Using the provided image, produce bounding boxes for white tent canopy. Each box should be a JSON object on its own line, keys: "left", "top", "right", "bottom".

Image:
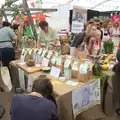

{"left": 0, "top": 0, "right": 120, "bottom": 11}
{"left": 41, "top": 0, "right": 120, "bottom": 11}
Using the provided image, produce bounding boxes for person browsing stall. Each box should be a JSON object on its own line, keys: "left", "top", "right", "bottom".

{"left": 11, "top": 76, "right": 58, "bottom": 120}
{"left": 88, "top": 29, "right": 102, "bottom": 56}
{"left": 70, "top": 24, "right": 97, "bottom": 56}
{"left": 37, "top": 21, "right": 59, "bottom": 48}
{"left": 0, "top": 21, "right": 17, "bottom": 66}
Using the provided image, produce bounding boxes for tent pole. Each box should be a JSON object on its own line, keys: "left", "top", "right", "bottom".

{"left": 22, "top": 0, "right": 38, "bottom": 41}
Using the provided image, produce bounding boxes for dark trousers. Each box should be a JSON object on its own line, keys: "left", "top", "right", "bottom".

{"left": 0, "top": 48, "right": 15, "bottom": 67}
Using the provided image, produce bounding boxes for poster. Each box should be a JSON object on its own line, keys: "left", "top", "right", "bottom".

{"left": 72, "top": 79, "right": 100, "bottom": 118}
{"left": 71, "top": 7, "right": 87, "bottom": 33}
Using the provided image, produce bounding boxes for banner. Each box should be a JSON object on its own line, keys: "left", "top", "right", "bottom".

{"left": 71, "top": 7, "right": 87, "bottom": 33}
{"left": 72, "top": 79, "right": 100, "bottom": 118}
{"left": 111, "top": 15, "right": 120, "bottom": 23}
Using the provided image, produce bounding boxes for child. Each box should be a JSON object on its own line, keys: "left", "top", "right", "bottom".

{"left": 88, "top": 29, "right": 101, "bottom": 56}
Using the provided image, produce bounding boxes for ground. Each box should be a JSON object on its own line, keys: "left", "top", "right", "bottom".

{"left": 0, "top": 92, "right": 120, "bottom": 120}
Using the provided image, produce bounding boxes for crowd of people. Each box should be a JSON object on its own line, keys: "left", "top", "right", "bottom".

{"left": 70, "top": 19, "right": 120, "bottom": 56}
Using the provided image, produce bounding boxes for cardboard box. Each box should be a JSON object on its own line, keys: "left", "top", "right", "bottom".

{"left": 71, "top": 70, "right": 78, "bottom": 78}
{"left": 77, "top": 60, "right": 90, "bottom": 82}
{"left": 88, "top": 70, "right": 93, "bottom": 79}
{"left": 77, "top": 72, "right": 89, "bottom": 82}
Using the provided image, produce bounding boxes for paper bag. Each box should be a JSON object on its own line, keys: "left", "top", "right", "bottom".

{"left": 71, "top": 60, "right": 79, "bottom": 78}
{"left": 77, "top": 63, "right": 89, "bottom": 82}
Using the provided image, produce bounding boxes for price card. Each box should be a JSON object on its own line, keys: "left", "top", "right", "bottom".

{"left": 51, "top": 56, "right": 57, "bottom": 64}
{"left": 38, "top": 48, "right": 43, "bottom": 55}
{"left": 47, "top": 51, "right": 53, "bottom": 59}
{"left": 79, "top": 64, "right": 88, "bottom": 74}
{"left": 50, "top": 66, "right": 61, "bottom": 78}
{"left": 72, "top": 61, "right": 78, "bottom": 71}
{"left": 64, "top": 59, "right": 71, "bottom": 68}
{"left": 41, "top": 50, "right": 47, "bottom": 57}
{"left": 42, "top": 58, "right": 49, "bottom": 67}
{"left": 56, "top": 56, "right": 62, "bottom": 65}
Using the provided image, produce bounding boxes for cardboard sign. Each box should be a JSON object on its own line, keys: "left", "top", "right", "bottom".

{"left": 79, "top": 64, "right": 88, "bottom": 74}
{"left": 42, "top": 58, "right": 49, "bottom": 67}
{"left": 50, "top": 66, "right": 61, "bottom": 78}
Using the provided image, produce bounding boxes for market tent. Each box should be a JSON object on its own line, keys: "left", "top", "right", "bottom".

{"left": 0, "top": 0, "right": 120, "bottom": 12}
{"left": 41, "top": 0, "right": 120, "bottom": 11}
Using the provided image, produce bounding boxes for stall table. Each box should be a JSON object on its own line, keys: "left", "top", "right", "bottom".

{"left": 9, "top": 60, "right": 106, "bottom": 120}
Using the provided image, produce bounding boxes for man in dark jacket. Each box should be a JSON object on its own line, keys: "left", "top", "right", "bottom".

{"left": 11, "top": 76, "right": 58, "bottom": 120}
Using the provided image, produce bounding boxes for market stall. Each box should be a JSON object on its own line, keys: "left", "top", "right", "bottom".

{"left": 8, "top": 46, "right": 117, "bottom": 120}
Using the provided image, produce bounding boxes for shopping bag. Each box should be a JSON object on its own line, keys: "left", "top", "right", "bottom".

{"left": 0, "top": 62, "right": 12, "bottom": 91}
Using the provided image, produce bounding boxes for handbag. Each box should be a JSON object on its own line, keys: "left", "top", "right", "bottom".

{"left": 0, "top": 61, "right": 12, "bottom": 92}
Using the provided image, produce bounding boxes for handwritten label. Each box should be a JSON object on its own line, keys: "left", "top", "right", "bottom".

{"left": 50, "top": 66, "right": 61, "bottom": 78}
